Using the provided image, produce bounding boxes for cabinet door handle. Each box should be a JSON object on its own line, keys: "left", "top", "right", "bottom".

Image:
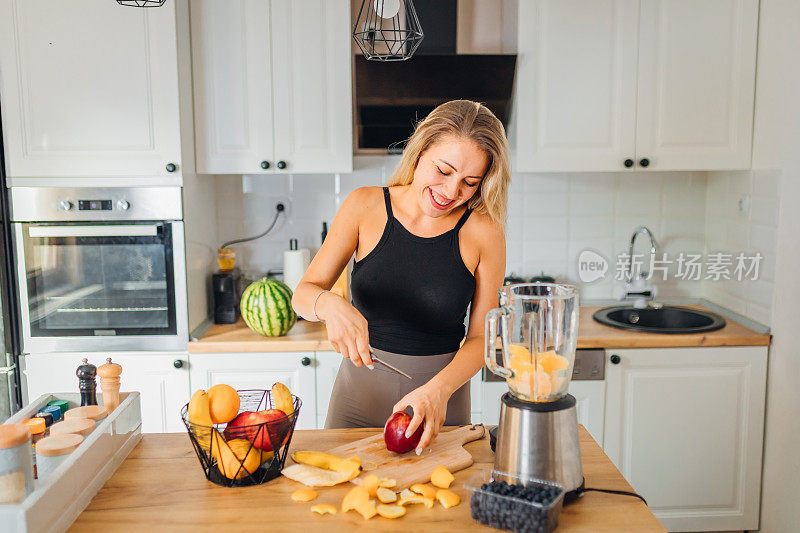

{"left": 173, "top": 359, "right": 184, "bottom": 369}
{"left": 165, "top": 163, "right": 178, "bottom": 173}
{"left": 260, "top": 160, "right": 271, "bottom": 170}
{"left": 610, "top": 354, "right": 621, "bottom": 365}
{"left": 623, "top": 158, "right": 634, "bottom": 168}
{"left": 276, "top": 160, "right": 287, "bottom": 170}
{"left": 301, "top": 357, "right": 312, "bottom": 366}
{"left": 639, "top": 158, "right": 650, "bottom": 168}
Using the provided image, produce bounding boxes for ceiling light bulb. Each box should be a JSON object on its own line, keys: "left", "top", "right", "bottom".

{"left": 374, "top": 0, "right": 400, "bottom": 19}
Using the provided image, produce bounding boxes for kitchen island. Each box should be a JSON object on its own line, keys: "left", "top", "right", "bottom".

{"left": 69, "top": 426, "right": 664, "bottom": 532}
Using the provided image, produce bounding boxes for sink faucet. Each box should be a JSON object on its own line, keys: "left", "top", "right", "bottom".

{"left": 616, "top": 226, "right": 659, "bottom": 308}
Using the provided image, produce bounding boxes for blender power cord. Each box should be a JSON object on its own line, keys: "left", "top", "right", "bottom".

{"left": 577, "top": 486, "right": 648, "bottom": 505}
{"left": 220, "top": 203, "right": 285, "bottom": 249}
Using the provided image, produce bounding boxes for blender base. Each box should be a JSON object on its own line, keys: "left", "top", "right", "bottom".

{"left": 494, "top": 392, "right": 584, "bottom": 494}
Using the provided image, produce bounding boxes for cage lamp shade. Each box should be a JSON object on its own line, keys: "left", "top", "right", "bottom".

{"left": 353, "top": 0, "right": 424, "bottom": 61}
{"left": 116, "top": 0, "right": 167, "bottom": 7}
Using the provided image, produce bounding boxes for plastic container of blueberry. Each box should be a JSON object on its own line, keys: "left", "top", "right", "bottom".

{"left": 466, "top": 469, "right": 565, "bottom": 533}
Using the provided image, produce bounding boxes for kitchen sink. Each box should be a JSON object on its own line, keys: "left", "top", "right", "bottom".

{"left": 592, "top": 305, "right": 726, "bottom": 334}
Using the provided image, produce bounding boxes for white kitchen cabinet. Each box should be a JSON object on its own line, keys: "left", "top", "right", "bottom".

{"left": 191, "top": 0, "right": 352, "bottom": 174}
{"left": 515, "top": 0, "right": 639, "bottom": 172}
{"left": 515, "top": 0, "right": 758, "bottom": 172}
{"left": 635, "top": 0, "right": 758, "bottom": 170}
{"left": 0, "top": 0, "right": 182, "bottom": 180}
{"left": 188, "top": 352, "right": 316, "bottom": 430}
{"left": 190, "top": 0, "right": 274, "bottom": 174}
{"left": 603, "top": 346, "right": 767, "bottom": 532}
{"left": 313, "top": 351, "right": 341, "bottom": 429}
{"left": 22, "top": 352, "right": 190, "bottom": 434}
{"left": 567, "top": 380, "right": 606, "bottom": 445}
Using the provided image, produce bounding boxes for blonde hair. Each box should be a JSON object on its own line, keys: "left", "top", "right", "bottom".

{"left": 387, "top": 100, "right": 511, "bottom": 230}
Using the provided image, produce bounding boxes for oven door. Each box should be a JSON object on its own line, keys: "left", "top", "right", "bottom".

{"left": 15, "top": 221, "right": 187, "bottom": 353}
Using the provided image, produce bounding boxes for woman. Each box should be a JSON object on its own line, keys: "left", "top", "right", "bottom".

{"left": 292, "top": 100, "right": 509, "bottom": 454}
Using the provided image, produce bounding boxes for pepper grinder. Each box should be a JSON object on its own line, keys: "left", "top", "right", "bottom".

{"left": 97, "top": 358, "right": 123, "bottom": 414}
{"left": 76, "top": 358, "right": 97, "bottom": 406}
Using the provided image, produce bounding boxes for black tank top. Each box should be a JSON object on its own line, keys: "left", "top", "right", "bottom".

{"left": 350, "top": 187, "right": 476, "bottom": 356}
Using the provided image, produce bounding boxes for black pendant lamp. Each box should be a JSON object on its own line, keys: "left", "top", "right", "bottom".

{"left": 353, "top": 0, "right": 424, "bottom": 61}
{"left": 116, "top": 0, "right": 166, "bottom": 7}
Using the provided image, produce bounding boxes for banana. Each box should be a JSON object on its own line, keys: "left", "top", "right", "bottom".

{"left": 188, "top": 389, "right": 214, "bottom": 451}
{"left": 272, "top": 382, "right": 294, "bottom": 415}
{"left": 188, "top": 389, "right": 227, "bottom": 462}
{"left": 291, "top": 450, "right": 362, "bottom": 481}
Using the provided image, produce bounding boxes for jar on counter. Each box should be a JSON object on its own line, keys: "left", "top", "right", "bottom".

{"left": 23, "top": 418, "right": 47, "bottom": 445}
{"left": 34, "top": 411, "right": 54, "bottom": 427}
{"left": 46, "top": 400, "right": 70, "bottom": 418}
{"left": 22, "top": 418, "right": 47, "bottom": 479}
{"left": 35, "top": 434, "right": 83, "bottom": 483}
{"left": 64, "top": 405, "right": 108, "bottom": 423}
{"left": 49, "top": 418, "right": 95, "bottom": 437}
{"left": 40, "top": 405, "right": 62, "bottom": 422}
{"left": 0, "top": 424, "right": 35, "bottom": 503}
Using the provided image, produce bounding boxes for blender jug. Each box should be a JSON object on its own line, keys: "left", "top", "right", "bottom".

{"left": 485, "top": 283, "right": 579, "bottom": 402}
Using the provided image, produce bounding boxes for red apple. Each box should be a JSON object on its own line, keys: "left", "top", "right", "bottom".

{"left": 384, "top": 411, "right": 423, "bottom": 453}
{"left": 224, "top": 409, "right": 290, "bottom": 451}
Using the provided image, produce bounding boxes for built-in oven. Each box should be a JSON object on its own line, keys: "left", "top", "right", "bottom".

{"left": 10, "top": 187, "right": 187, "bottom": 353}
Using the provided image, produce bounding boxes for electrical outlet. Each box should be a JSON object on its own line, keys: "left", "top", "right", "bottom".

{"left": 738, "top": 194, "right": 751, "bottom": 216}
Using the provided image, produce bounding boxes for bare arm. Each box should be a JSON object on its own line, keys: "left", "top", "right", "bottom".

{"left": 291, "top": 187, "right": 375, "bottom": 367}
{"left": 393, "top": 218, "right": 506, "bottom": 452}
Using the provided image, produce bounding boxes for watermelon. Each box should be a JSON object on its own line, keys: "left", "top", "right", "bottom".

{"left": 240, "top": 278, "right": 297, "bottom": 336}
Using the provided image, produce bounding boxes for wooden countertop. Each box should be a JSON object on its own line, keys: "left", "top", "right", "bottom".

{"left": 190, "top": 305, "right": 769, "bottom": 353}
{"left": 69, "top": 426, "right": 665, "bottom": 532}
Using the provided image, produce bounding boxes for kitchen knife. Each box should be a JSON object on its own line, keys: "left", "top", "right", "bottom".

{"left": 370, "top": 354, "right": 413, "bottom": 380}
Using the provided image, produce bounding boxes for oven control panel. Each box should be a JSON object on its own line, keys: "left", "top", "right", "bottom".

{"left": 9, "top": 187, "right": 182, "bottom": 222}
{"left": 78, "top": 200, "right": 113, "bottom": 211}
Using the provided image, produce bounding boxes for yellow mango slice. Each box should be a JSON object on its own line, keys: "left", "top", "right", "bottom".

{"left": 362, "top": 474, "right": 381, "bottom": 497}
{"left": 356, "top": 499, "right": 378, "bottom": 519}
{"left": 291, "top": 488, "right": 318, "bottom": 502}
{"left": 410, "top": 483, "right": 437, "bottom": 499}
{"left": 281, "top": 464, "right": 353, "bottom": 486}
{"left": 435, "top": 489, "right": 460, "bottom": 508}
{"left": 378, "top": 478, "right": 397, "bottom": 488}
{"left": 377, "top": 504, "right": 407, "bottom": 518}
{"left": 311, "top": 504, "right": 337, "bottom": 515}
{"left": 342, "top": 485, "right": 370, "bottom": 512}
{"left": 377, "top": 487, "right": 397, "bottom": 503}
{"left": 430, "top": 466, "right": 455, "bottom": 489}
{"left": 537, "top": 350, "right": 569, "bottom": 375}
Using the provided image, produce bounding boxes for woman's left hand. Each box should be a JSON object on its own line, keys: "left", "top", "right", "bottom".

{"left": 391, "top": 381, "right": 452, "bottom": 455}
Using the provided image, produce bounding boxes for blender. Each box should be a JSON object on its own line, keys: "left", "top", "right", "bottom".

{"left": 484, "top": 283, "right": 583, "bottom": 495}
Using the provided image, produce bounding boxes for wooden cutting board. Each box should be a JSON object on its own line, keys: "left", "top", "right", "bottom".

{"left": 325, "top": 424, "right": 486, "bottom": 491}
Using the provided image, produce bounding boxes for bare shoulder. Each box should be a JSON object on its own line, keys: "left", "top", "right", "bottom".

{"left": 465, "top": 210, "right": 506, "bottom": 253}
{"left": 337, "top": 186, "right": 384, "bottom": 221}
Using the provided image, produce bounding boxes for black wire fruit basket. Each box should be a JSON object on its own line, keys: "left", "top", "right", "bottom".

{"left": 181, "top": 389, "right": 301, "bottom": 487}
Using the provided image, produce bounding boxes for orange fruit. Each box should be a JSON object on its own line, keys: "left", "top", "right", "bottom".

{"left": 207, "top": 384, "right": 240, "bottom": 424}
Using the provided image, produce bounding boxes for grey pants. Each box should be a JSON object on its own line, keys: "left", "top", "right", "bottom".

{"left": 324, "top": 347, "right": 471, "bottom": 429}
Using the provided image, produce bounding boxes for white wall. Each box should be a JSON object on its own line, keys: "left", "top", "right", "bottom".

{"left": 214, "top": 158, "right": 708, "bottom": 301}
{"left": 747, "top": 1, "right": 800, "bottom": 530}
{"left": 703, "top": 170, "right": 781, "bottom": 326}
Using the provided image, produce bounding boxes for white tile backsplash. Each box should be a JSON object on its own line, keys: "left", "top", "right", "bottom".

{"left": 211, "top": 158, "right": 779, "bottom": 326}
{"left": 703, "top": 169, "right": 782, "bottom": 325}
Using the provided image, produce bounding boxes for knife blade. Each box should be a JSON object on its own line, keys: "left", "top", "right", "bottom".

{"left": 370, "top": 354, "right": 413, "bottom": 380}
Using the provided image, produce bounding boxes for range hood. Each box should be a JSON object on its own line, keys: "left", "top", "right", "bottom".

{"left": 354, "top": 0, "right": 517, "bottom": 152}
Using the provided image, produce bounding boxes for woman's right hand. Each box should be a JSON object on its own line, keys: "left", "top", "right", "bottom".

{"left": 316, "top": 291, "right": 373, "bottom": 368}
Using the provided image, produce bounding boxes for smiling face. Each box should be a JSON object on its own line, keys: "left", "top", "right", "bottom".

{"left": 411, "top": 135, "right": 490, "bottom": 219}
